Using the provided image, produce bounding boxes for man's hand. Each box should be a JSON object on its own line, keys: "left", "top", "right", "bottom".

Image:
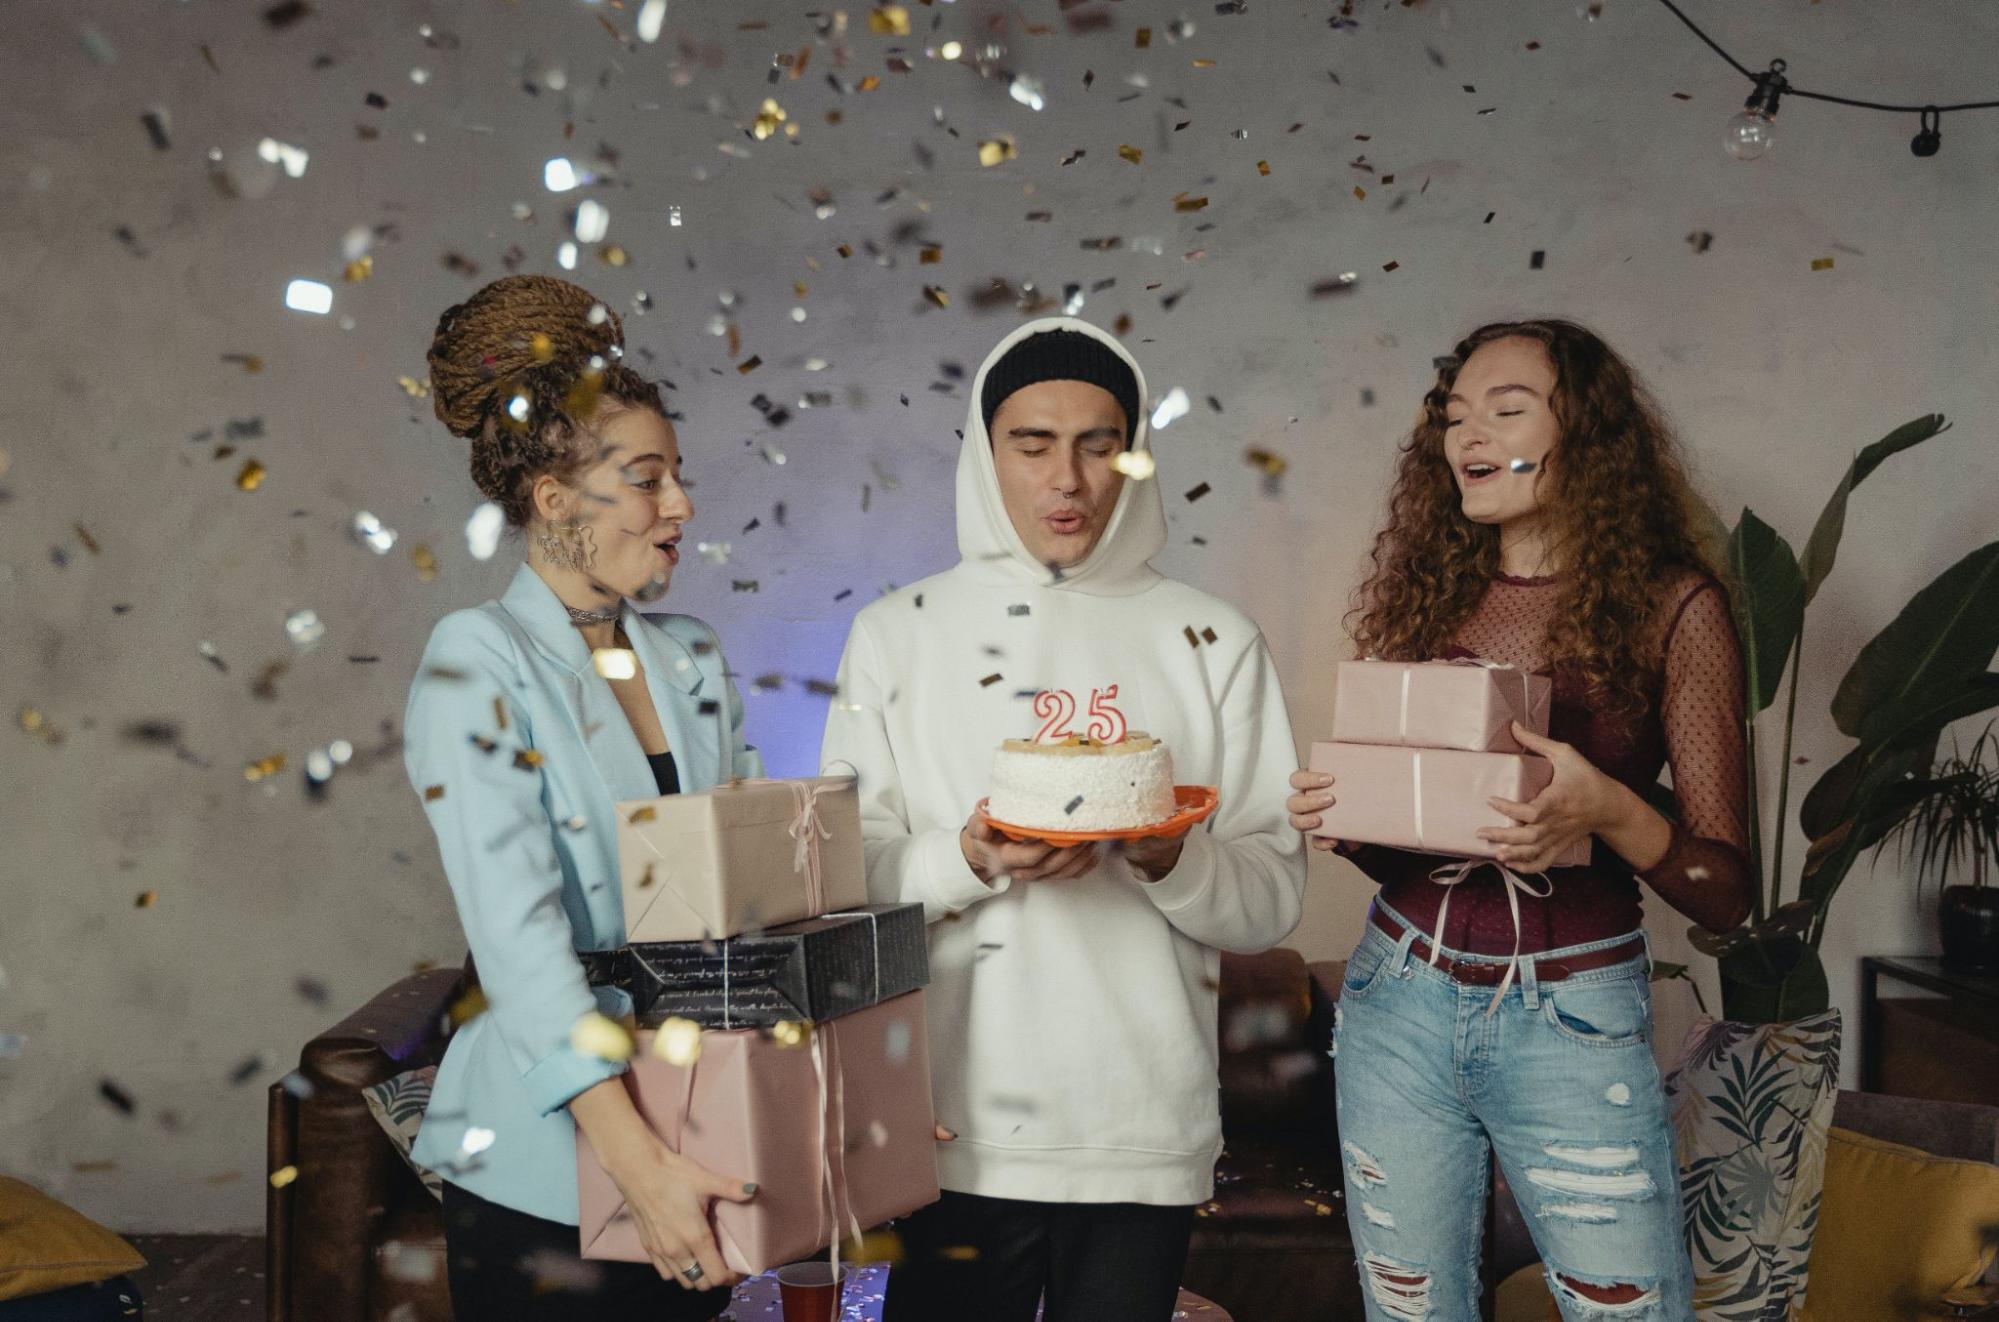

{"left": 961, "top": 810, "right": 1100, "bottom": 883}
{"left": 1120, "top": 830, "right": 1188, "bottom": 881}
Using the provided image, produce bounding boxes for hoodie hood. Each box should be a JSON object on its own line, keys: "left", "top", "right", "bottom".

{"left": 955, "top": 316, "right": 1167, "bottom": 597}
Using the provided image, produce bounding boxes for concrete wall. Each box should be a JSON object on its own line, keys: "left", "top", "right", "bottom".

{"left": 3, "top": 0, "right": 1994, "bottom": 1232}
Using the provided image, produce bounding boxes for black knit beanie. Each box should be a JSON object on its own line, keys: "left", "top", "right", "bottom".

{"left": 980, "top": 329, "right": 1141, "bottom": 446}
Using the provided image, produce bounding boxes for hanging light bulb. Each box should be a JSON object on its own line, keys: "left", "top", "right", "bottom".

{"left": 1911, "top": 106, "right": 1942, "bottom": 157}
{"left": 1725, "top": 59, "right": 1787, "bottom": 161}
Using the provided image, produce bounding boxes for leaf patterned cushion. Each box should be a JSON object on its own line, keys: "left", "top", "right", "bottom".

{"left": 361, "top": 1065, "right": 444, "bottom": 1201}
{"left": 1664, "top": 1011, "right": 1842, "bottom": 1321}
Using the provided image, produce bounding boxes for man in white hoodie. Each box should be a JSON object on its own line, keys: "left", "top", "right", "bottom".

{"left": 821, "top": 319, "right": 1307, "bottom": 1320}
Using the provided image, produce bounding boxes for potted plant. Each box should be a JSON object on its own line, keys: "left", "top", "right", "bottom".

{"left": 1876, "top": 721, "right": 1999, "bottom": 972}
{"left": 1691, "top": 415, "right": 1999, "bottom": 1024}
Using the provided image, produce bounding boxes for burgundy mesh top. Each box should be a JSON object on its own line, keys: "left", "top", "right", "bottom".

{"left": 1346, "top": 568, "right": 1755, "bottom": 954}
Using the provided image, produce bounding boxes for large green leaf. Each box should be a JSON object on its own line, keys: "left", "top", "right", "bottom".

{"left": 1831, "top": 541, "right": 1999, "bottom": 739}
{"left": 1796, "top": 415, "right": 1950, "bottom": 603}
{"left": 1857, "top": 671, "right": 1999, "bottom": 751}
{"left": 1799, "top": 737, "right": 1936, "bottom": 853}
{"left": 1728, "top": 509, "right": 1806, "bottom": 713}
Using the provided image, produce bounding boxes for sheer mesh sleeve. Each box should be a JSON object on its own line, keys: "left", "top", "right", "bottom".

{"left": 1638, "top": 578, "right": 1756, "bottom": 933}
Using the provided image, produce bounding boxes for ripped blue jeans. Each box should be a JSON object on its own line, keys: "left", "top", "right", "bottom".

{"left": 1331, "top": 900, "right": 1693, "bottom": 1320}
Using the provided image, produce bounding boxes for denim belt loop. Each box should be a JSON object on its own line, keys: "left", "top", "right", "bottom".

{"left": 1640, "top": 928, "right": 1655, "bottom": 977}
{"left": 1519, "top": 950, "right": 1542, "bottom": 1012}
{"left": 1389, "top": 923, "right": 1419, "bottom": 978}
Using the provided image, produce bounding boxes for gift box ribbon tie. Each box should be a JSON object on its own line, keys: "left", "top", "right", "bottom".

{"left": 1425, "top": 857, "right": 1554, "bottom": 1016}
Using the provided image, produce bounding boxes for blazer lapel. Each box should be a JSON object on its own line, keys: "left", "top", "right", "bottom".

{"left": 498, "top": 564, "right": 655, "bottom": 804}
{"left": 623, "top": 610, "right": 722, "bottom": 792}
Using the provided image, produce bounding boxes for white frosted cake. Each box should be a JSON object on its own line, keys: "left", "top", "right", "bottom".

{"left": 986, "top": 733, "right": 1177, "bottom": 832}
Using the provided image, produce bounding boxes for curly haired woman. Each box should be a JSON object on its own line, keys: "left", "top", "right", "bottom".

{"left": 1287, "top": 320, "right": 1754, "bottom": 1319}
{"left": 403, "top": 274, "right": 761, "bottom": 1318}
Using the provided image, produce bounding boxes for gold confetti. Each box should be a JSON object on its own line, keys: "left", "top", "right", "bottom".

{"left": 236, "top": 459, "right": 267, "bottom": 491}
{"left": 570, "top": 1012, "right": 635, "bottom": 1062}
{"left": 920, "top": 246, "right": 942, "bottom": 264}
{"left": 397, "top": 375, "right": 429, "bottom": 397}
{"left": 411, "top": 542, "right": 438, "bottom": 582}
{"left": 221, "top": 353, "right": 264, "bottom": 373}
{"left": 244, "top": 753, "right": 287, "bottom": 782}
{"left": 74, "top": 524, "right": 101, "bottom": 554}
{"left": 627, "top": 805, "right": 658, "bottom": 824}
{"left": 423, "top": 784, "right": 445, "bottom": 802}
{"left": 1174, "top": 195, "right": 1209, "bottom": 212}
{"left": 134, "top": 890, "right": 157, "bottom": 908}
{"left": 530, "top": 331, "right": 555, "bottom": 361}
{"left": 1353, "top": 185, "right": 1366, "bottom": 201}
{"left": 599, "top": 243, "right": 629, "bottom": 267}
{"left": 652, "top": 1017, "right": 703, "bottom": 1066}
{"left": 868, "top": 5, "right": 910, "bottom": 36}
{"left": 1245, "top": 448, "right": 1289, "bottom": 477}
{"left": 1118, "top": 144, "right": 1143, "bottom": 165}
{"left": 1257, "top": 160, "right": 1271, "bottom": 176}
{"left": 1112, "top": 451, "right": 1157, "bottom": 480}
{"left": 751, "top": 98, "right": 789, "bottom": 141}
{"left": 737, "top": 355, "right": 763, "bottom": 374}
{"left": 923, "top": 285, "right": 950, "bottom": 309}
{"left": 837, "top": 243, "right": 855, "bottom": 258}
{"left": 1136, "top": 27, "right": 1152, "bottom": 48}
{"left": 513, "top": 748, "right": 545, "bottom": 770}
{"left": 268, "top": 1165, "right": 299, "bottom": 1189}
{"left": 978, "top": 136, "right": 1017, "bottom": 167}
{"left": 770, "top": 1020, "right": 812, "bottom": 1048}
{"left": 1811, "top": 257, "right": 1834, "bottom": 271}
{"left": 858, "top": 74, "right": 881, "bottom": 92}
{"left": 940, "top": 1244, "right": 981, "bottom": 1262}
{"left": 343, "top": 255, "right": 373, "bottom": 282}
{"left": 1192, "top": 58, "right": 1216, "bottom": 68}
{"left": 447, "top": 986, "right": 489, "bottom": 1027}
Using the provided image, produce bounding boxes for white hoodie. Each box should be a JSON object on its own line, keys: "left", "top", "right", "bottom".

{"left": 820, "top": 317, "right": 1307, "bottom": 1206}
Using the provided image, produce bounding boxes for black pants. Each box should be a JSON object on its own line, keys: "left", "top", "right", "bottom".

{"left": 441, "top": 1182, "right": 729, "bottom": 1322}
{"left": 884, "top": 1190, "right": 1197, "bottom": 1322}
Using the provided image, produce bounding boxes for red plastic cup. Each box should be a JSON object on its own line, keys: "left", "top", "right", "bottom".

{"left": 775, "top": 1260, "right": 847, "bottom": 1322}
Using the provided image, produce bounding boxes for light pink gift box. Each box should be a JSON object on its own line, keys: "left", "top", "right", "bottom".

{"left": 576, "top": 991, "right": 941, "bottom": 1275}
{"left": 1331, "top": 659, "right": 1552, "bottom": 754}
{"left": 616, "top": 776, "right": 867, "bottom": 943}
{"left": 1307, "top": 742, "right": 1591, "bottom": 866}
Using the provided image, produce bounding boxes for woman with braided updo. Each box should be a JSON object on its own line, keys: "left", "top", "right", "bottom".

{"left": 402, "top": 274, "right": 759, "bottom": 1318}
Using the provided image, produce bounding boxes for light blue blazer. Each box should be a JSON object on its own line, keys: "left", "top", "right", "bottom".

{"left": 403, "top": 562, "right": 761, "bottom": 1223}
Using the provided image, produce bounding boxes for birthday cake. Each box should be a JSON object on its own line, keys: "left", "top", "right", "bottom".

{"left": 986, "top": 734, "right": 1177, "bottom": 833}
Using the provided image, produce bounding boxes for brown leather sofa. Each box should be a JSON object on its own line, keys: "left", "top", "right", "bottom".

{"left": 266, "top": 951, "right": 1359, "bottom": 1322}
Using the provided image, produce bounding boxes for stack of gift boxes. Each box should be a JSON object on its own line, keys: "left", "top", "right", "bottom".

{"left": 571, "top": 776, "right": 940, "bottom": 1274}
{"left": 1307, "top": 660, "right": 1590, "bottom": 867}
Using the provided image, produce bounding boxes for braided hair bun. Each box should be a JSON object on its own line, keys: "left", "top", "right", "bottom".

{"left": 426, "top": 274, "right": 665, "bottom": 527}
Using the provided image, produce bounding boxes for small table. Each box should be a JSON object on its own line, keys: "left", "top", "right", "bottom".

{"left": 1859, "top": 955, "right": 1999, "bottom": 1098}
{"left": 720, "top": 1263, "right": 1232, "bottom": 1319}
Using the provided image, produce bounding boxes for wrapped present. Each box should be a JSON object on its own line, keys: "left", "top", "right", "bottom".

{"left": 1331, "top": 659, "right": 1551, "bottom": 753}
{"left": 607, "top": 904, "right": 929, "bottom": 1029}
{"left": 1306, "top": 742, "right": 1591, "bottom": 866}
{"left": 577, "top": 991, "right": 940, "bottom": 1275}
{"left": 616, "top": 776, "right": 866, "bottom": 943}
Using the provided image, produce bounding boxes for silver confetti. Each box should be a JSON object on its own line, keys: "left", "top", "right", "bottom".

{"left": 352, "top": 511, "right": 398, "bottom": 553}
{"left": 285, "top": 608, "right": 326, "bottom": 649}
{"left": 466, "top": 502, "right": 505, "bottom": 560}
{"left": 1508, "top": 458, "right": 1538, "bottom": 473}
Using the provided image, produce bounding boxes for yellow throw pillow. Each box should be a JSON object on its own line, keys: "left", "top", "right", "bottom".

{"left": 0, "top": 1177, "right": 146, "bottom": 1301}
{"left": 1801, "top": 1127, "right": 1999, "bottom": 1321}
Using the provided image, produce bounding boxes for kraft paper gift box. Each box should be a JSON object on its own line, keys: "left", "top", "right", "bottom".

{"left": 576, "top": 991, "right": 941, "bottom": 1276}
{"left": 616, "top": 776, "right": 866, "bottom": 943}
{"left": 584, "top": 903, "right": 930, "bottom": 1030}
{"left": 1331, "top": 659, "right": 1552, "bottom": 754}
{"left": 1306, "top": 741, "right": 1592, "bottom": 866}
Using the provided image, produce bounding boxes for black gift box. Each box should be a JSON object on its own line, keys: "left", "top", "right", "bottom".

{"left": 585, "top": 902, "right": 929, "bottom": 1029}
